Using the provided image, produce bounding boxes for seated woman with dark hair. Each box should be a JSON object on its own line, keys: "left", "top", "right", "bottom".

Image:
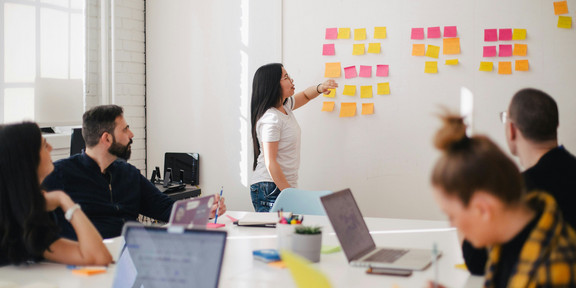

{"left": 0, "top": 122, "right": 112, "bottom": 266}
{"left": 428, "top": 112, "right": 576, "bottom": 288}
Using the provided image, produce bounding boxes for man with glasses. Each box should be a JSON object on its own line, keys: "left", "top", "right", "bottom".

{"left": 462, "top": 88, "right": 576, "bottom": 275}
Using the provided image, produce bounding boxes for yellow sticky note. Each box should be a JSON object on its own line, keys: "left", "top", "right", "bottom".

{"left": 367, "top": 43, "right": 381, "bottom": 54}
{"left": 479, "top": 61, "right": 493, "bottom": 72}
{"left": 360, "top": 86, "right": 373, "bottom": 98}
{"left": 339, "top": 103, "right": 356, "bottom": 117}
{"left": 281, "top": 251, "right": 332, "bottom": 288}
{"left": 412, "top": 44, "right": 425, "bottom": 56}
{"left": 424, "top": 61, "right": 438, "bottom": 73}
{"left": 445, "top": 59, "right": 459, "bottom": 65}
{"left": 362, "top": 103, "right": 374, "bottom": 115}
{"left": 512, "top": 29, "right": 527, "bottom": 40}
{"left": 554, "top": 1, "right": 569, "bottom": 15}
{"left": 426, "top": 45, "right": 440, "bottom": 58}
{"left": 324, "top": 62, "right": 341, "bottom": 78}
{"left": 323, "top": 88, "right": 336, "bottom": 98}
{"left": 558, "top": 16, "right": 572, "bottom": 29}
{"left": 374, "top": 27, "right": 387, "bottom": 39}
{"left": 342, "top": 85, "right": 356, "bottom": 96}
{"left": 443, "top": 38, "right": 461, "bottom": 55}
{"left": 515, "top": 59, "right": 530, "bottom": 71}
{"left": 338, "top": 28, "right": 351, "bottom": 39}
{"left": 498, "top": 61, "right": 512, "bottom": 74}
{"left": 377, "top": 83, "right": 390, "bottom": 95}
{"left": 455, "top": 263, "right": 468, "bottom": 270}
{"left": 354, "top": 28, "right": 367, "bottom": 40}
{"left": 321, "top": 101, "right": 335, "bottom": 112}
{"left": 513, "top": 44, "right": 527, "bottom": 56}
{"left": 352, "top": 44, "right": 365, "bottom": 55}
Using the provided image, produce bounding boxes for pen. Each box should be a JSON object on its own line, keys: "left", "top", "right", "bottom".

{"left": 433, "top": 242, "right": 438, "bottom": 288}
{"left": 214, "top": 186, "right": 223, "bottom": 224}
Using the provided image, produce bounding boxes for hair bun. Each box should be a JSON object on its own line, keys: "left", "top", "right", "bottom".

{"left": 434, "top": 112, "right": 468, "bottom": 151}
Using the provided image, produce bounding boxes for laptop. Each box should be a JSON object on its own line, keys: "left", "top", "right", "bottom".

{"left": 168, "top": 194, "right": 214, "bottom": 228}
{"left": 112, "top": 223, "right": 227, "bottom": 288}
{"left": 320, "top": 188, "right": 437, "bottom": 270}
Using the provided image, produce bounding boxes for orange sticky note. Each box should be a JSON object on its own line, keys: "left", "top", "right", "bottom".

{"left": 513, "top": 44, "right": 527, "bottom": 56}
{"left": 515, "top": 60, "right": 530, "bottom": 71}
{"left": 512, "top": 29, "right": 527, "bottom": 40}
{"left": 323, "top": 88, "right": 336, "bottom": 98}
{"left": 354, "top": 28, "right": 367, "bottom": 40}
{"left": 498, "top": 61, "right": 512, "bottom": 74}
{"left": 377, "top": 83, "right": 390, "bottom": 95}
{"left": 412, "top": 44, "right": 425, "bottom": 56}
{"left": 443, "top": 38, "right": 461, "bottom": 55}
{"left": 352, "top": 44, "right": 365, "bottom": 55}
{"left": 360, "top": 86, "right": 373, "bottom": 98}
{"left": 339, "top": 103, "right": 356, "bottom": 117}
{"left": 426, "top": 45, "right": 440, "bottom": 58}
{"left": 342, "top": 85, "right": 356, "bottom": 96}
{"left": 72, "top": 268, "right": 107, "bottom": 276}
{"left": 321, "top": 101, "right": 335, "bottom": 112}
{"left": 338, "top": 28, "right": 351, "bottom": 39}
{"left": 374, "top": 27, "right": 387, "bottom": 39}
{"left": 554, "top": 1, "right": 569, "bottom": 15}
{"left": 362, "top": 103, "right": 374, "bottom": 115}
{"left": 367, "top": 43, "right": 381, "bottom": 54}
{"left": 479, "top": 61, "right": 493, "bottom": 72}
{"left": 445, "top": 59, "right": 459, "bottom": 65}
{"left": 324, "top": 62, "right": 341, "bottom": 78}
{"left": 268, "top": 261, "right": 287, "bottom": 269}
{"left": 425, "top": 61, "right": 438, "bottom": 73}
{"left": 558, "top": 16, "right": 572, "bottom": 29}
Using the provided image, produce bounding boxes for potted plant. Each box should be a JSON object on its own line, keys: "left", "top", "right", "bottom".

{"left": 291, "top": 226, "right": 322, "bottom": 263}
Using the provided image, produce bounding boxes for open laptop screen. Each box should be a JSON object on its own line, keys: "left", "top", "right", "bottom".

{"left": 113, "top": 224, "right": 227, "bottom": 288}
{"left": 321, "top": 189, "right": 376, "bottom": 261}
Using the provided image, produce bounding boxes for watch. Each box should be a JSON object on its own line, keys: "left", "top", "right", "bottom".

{"left": 65, "top": 204, "right": 81, "bottom": 222}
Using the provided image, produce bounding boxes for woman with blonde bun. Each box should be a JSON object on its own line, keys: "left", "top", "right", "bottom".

{"left": 428, "top": 112, "right": 576, "bottom": 288}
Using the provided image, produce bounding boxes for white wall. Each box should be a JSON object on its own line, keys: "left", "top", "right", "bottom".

{"left": 146, "top": 0, "right": 576, "bottom": 219}
{"left": 146, "top": 1, "right": 282, "bottom": 211}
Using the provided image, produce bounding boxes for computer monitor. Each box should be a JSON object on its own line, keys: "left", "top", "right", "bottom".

{"left": 70, "top": 128, "right": 86, "bottom": 156}
{"left": 164, "top": 152, "right": 199, "bottom": 185}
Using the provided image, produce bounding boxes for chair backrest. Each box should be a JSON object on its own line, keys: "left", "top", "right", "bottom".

{"left": 270, "top": 188, "right": 332, "bottom": 215}
{"left": 70, "top": 128, "right": 85, "bottom": 156}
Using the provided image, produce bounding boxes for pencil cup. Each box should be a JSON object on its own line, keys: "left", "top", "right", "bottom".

{"left": 277, "top": 223, "right": 301, "bottom": 251}
{"left": 291, "top": 232, "right": 322, "bottom": 263}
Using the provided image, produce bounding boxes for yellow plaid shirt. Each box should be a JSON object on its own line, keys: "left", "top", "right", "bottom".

{"left": 484, "top": 192, "right": 576, "bottom": 288}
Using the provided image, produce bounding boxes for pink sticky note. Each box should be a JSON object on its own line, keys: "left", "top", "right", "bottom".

{"left": 376, "top": 65, "right": 389, "bottom": 77}
{"left": 411, "top": 28, "right": 425, "bottom": 40}
{"left": 483, "top": 46, "right": 497, "bottom": 57}
{"left": 499, "top": 44, "right": 513, "bottom": 57}
{"left": 444, "top": 26, "right": 457, "bottom": 37}
{"left": 207, "top": 223, "right": 225, "bottom": 228}
{"left": 226, "top": 215, "right": 239, "bottom": 222}
{"left": 499, "top": 29, "right": 512, "bottom": 41}
{"left": 427, "top": 27, "right": 441, "bottom": 38}
{"left": 359, "top": 65, "right": 372, "bottom": 77}
{"left": 484, "top": 29, "right": 498, "bottom": 41}
{"left": 325, "top": 28, "right": 338, "bottom": 40}
{"left": 322, "top": 44, "right": 335, "bottom": 56}
{"left": 344, "top": 66, "right": 357, "bottom": 79}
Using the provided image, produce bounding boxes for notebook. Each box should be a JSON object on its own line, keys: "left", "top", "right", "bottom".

{"left": 112, "top": 223, "right": 227, "bottom": 288}
{"left": 320, "top": 188, "right": 438, "bottom": 270}
{"left": 168, "top": 194, "right": 214, "bottom": 228}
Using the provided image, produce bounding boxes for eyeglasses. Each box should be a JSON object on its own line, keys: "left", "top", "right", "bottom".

{"left": 499, "top": 111, "right": 507, "bottom": 124}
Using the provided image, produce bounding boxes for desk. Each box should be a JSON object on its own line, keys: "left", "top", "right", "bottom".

{"left": 0, "top": 211, "right": 483, "bottom": 288}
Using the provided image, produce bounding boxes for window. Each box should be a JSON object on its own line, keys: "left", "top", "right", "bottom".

{"left": 0, "top": 0, "right": 85, "bottom": 126}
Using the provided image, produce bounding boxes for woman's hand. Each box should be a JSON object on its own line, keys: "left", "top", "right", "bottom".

{"left": 318, "top": 79, "right": 339, "bottom": 94}
{"left": 209, "top": 194, "right": 227, "bottom": 218}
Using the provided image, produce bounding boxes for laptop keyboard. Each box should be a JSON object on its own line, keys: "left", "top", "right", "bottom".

{"left": 365, "top": 249, "right": 409, "bottom": 263}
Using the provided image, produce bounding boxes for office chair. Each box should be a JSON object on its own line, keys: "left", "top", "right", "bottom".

{"left": 270, "top": 188, "right": 332, "bottom": 215}
{"left": 70, "top": 128, "right": 86, "bottom": 156}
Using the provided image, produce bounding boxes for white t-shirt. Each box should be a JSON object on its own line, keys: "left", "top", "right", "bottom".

{"left": 251, "top": 97, "right": 301, "bottom": 187}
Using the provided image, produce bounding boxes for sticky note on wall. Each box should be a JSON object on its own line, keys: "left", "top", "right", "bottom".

{"left": 443, "top": 38, "right": 460, "bottom": 55}
{"left": 325, "top": 28, "right": 338, "bottom": 40}
{"left": 558, "top": 16, "right": 572, "bottom": 29}
{"left": 338, "top": 28, "right": 351, "bottom": 39}
{"left": 360, "top": 86, "right": 373, "bottom": 98}
{"left": 354, "top": 28, "right": 367, "bottom": 40}
{"left": 515, "top": 60, "right": 529, "bottom": 71}
{"left": 367, "top": 43, "right": 381, "bottom": 54}
{"left": 344, "top": 66, "right": 358, "bottom": 79}
{"left": 513, "top": 44, "right": 527, "bottom": 56}
{"left": 359, "top": 65, "right": 372, "bottom": 77}
{"left": 352, "top": 44, "right": 365, "bottom": 55}
{"left": 499, "top": 29, "right": 512, "bottom": 41}
{"left": 512, "top": 29, "right": 527, "bottom": 40}
{"left": 321, "top": 101, "right": 335, "bottom": 112}
{"left": 445, "top": 59, "right": 459, "bottom": 65}
{"left": 484, "top": 29, "right": 498, "bottom": 41}
{"left": 499, "top": 45, "right": 513, "bottom": 57}
{"left": 444, "top": 26, "right": 457, "bottom": 37}
{"left": 411, "top": 28, "right": 425, "bottom": 39}
{"left": 377, "top": 83, "right": 390, "bottom": 95}
{"left": 362, "top": 103, "right": 374, "bottom": 115}
{"left": 426, "top": 45, "right": 440, "bottom": 58}
{"left": 427, "top": 27, "right": 441, "bottom": 38}
{"left": 412, "top": 44, "right": 425, "bottom": 56}
{"left": 483, "top": 46, "right": 497, "bottom": 57}
{"left": 343, "top": 85, "right": 356, "bottom": 96}
{"left": 498, "top": 61, "right": 512, "bottom": 74}
{"left": 340, "top": 103, "right": 356, "bottom": 117}
{"left": 323, "top": 89, "right": 336, "bottom": 98}
{"left": 376, "top": 65, "right": 389, "bottom": 77}
{"left": 324, "top": 62, "right": 341, "bottom": 78}
{"left": 554, "top": 1, "right": 569, "bottom": 15}
{"left": 479, "top": 62, "right": 494, "bottom": 72}
{"left": 374, "top": 27, "right": 387, "bottom": 39}
{"left": 425, "top": 61, "right": 438, "bottom": 73}
{"left": 322, "top": 44, "right": 335, "bottom": 56}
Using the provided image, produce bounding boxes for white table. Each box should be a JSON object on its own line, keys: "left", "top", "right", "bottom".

{"left": 0, "top": 211, "right": 483, "bottom": 288}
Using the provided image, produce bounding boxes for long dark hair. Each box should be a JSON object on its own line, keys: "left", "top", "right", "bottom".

{"left": 250, "top": 63, "right": 284, "bottom": 170}
{"left": 0, "top": 122, "right": 59, "bottom": 264}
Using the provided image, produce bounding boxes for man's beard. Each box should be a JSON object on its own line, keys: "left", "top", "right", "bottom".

{"left": 109, "top": 138, "right": 133, "bottom": 160}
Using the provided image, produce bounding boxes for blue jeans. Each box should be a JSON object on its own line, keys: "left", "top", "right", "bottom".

{"left": 250, "top": 182, "right": 281, "bottom": 212}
